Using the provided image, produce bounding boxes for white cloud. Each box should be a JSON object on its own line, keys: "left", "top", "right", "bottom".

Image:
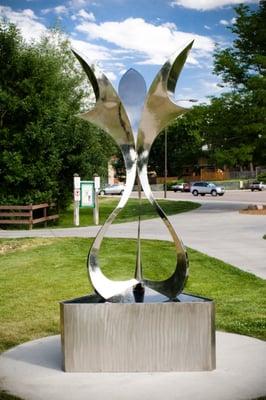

{"left": 71, "top": 38, "right": 113, "bottom": 62}
{"left": 204, "top": 25, "right": 211, "bottom": 30}
{"left": 43, "top": 1, "right": 98, "bottom": 19}
{"left": 75, "top": 17, "right": 214, "bottom": 66}
{"left": 161, "top": 22, "right": 177, "bottom": 30}
{"left": 69, "top": 0, "right": 88, "bottom": 7}
{"left": 219, "top": 17, "right": 237, "bottom": 25}
{"left": 170, "top": 0, "right": 258, "bottom": 11}
{"left": 220, "top": 19, "right": 229, "bottom": 25}
{"left": 113, "top": 62, "right": 126, "bottom": 68}
{"left": 21, "top": 9, "right": 35, "bottom": 18}
{"left": 0, "top": 6, "right": 47, "bottom": 42}
{"left": 68, "top": 0, "right": 97, "bottom": 9}
{"left": 77, "top": 9, "right": 95, "bottom": 21}
{"left": 42, "top": 5, "right": 68, "bottom": 15}
{"left": 51, "top": 5, "right": 67, "bottom": 14}
{"left": 0, "top": 5, "right": 113, "bottom": 64}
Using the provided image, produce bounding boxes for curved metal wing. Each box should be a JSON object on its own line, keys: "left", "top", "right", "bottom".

{"left": 72, "top": 48, "right": 138, "bottom": 299}
{"left": 137, "top": 41, "right": 194, "bottom": 153}
{"left": 137, "top": 41, "right": 194, "bottom": 299}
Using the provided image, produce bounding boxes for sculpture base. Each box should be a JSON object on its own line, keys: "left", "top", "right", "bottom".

{"left": 60, "top": 291, "right": 215, "bottom": 372}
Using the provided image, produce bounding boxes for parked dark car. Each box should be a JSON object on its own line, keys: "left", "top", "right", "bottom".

{"left": 249, "top": 181, "right": 266, "bottom": 191}
{"left": 182, "top": 182, "right": 191, "bottom": 192}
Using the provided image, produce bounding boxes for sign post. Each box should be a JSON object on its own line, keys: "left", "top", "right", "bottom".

{"left": 93, "top": 174, "right": 100, "bottom": 226}
{"left": 73, "top": 174, "right": 80, "bottom": 226}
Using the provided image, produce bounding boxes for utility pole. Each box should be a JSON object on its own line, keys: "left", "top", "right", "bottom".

{"left": 163, "top": 99, "right": 198, "bottom": 197}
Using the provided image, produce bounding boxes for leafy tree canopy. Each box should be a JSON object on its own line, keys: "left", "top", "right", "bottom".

{"left": 214, "top": 1, "right": 266, "bottom": 88}
{"left": 0, "top": 22, "right": 116, "bottom": 208}
{"left": 210, "top": 1, "right": 266, "bottom": 169}
{"left": 149, "top": 109, "right": 204, "bottom": 177}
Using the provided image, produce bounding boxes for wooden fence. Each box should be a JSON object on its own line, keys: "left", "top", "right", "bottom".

{"left": 0, "top": 203, "right": 58, "bottom": 230}
{"left": 157, "top": 171, "right": 230, "bottom": 183}
{"left": 186, "top": 170, "right": 230, "bottom": 182}
{"left": 156, "top": 177, "right": 178, "bottom": 184}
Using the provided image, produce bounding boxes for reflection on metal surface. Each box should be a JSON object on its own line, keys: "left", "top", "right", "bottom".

{"left": 72, "top": 42, "right": 193, "bottom": 300}
{"left": 118, "top": 71, "right": 146, "bottom": 285}
{"left": 118, "top": 68, "right": 147, "bottom": 139}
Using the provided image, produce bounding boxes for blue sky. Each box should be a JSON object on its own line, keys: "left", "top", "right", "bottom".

{"left": 0, "top": 0, "right": 259, "bottom": 104}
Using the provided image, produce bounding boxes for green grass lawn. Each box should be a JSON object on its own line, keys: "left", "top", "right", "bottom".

{"left": 0, "top": 237, "right": 265, "bottom": 355}
{"left": 57, "top": 197, "right": 200, "bottom": 227}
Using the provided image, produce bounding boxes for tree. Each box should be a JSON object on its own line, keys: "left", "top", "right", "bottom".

{"left": 214, "top": 2, "right": 266, "bottom": 88}
{"left": 196, "top": 93, "right": 261, "bottom": 170}
{"left": 213, "top": 1, "right": 266, "bottom": 169}
{"left": 148, "top": 110, "right": 203, "bottom": 177}
{"left": 0, "top": 22, "right": 116, "bottom": 208}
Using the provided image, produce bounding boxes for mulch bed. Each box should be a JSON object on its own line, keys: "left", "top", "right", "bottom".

{"left": 239, "top": 204, "right": 266, "bottom": 215}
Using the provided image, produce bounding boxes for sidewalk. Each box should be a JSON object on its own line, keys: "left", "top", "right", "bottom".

{"left": 0, "top": 202, "right": 265, "bottom": 279}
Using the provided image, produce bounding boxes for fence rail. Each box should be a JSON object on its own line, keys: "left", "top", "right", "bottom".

{"left": 0, "top": 203, "right": 58, "bottom": 229}
{"left": 156, "top": 168, "right": 266, "bottom": 183}
{"left": 156, "top": 177, "right": 178, "bottom": 184}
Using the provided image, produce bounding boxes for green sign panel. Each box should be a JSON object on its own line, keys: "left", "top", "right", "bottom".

{"left": 80, "top": 181, "right": 95, "bottom": 208}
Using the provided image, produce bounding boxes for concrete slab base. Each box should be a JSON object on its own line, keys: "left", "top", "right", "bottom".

{"left": 0, "top": 332, "right": 266, "bottom": 400}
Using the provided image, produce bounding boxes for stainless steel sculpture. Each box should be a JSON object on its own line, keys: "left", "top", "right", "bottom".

{"left": 61, "top": 42, "right": 215, "bottom": 372}
{"left": 72, "top": 41, "right": 194, "bottom": 301}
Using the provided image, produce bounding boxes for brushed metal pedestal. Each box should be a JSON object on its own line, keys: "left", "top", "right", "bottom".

{"left": 60, "top": 292, "right": 215, "bottom": 372}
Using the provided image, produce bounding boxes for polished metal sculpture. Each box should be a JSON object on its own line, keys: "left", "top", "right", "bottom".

{"left": 72, "top": 42, "right": 194, "bottom": 301}
{"left": 60, "top": 42, "right": 216, "bottom": 372}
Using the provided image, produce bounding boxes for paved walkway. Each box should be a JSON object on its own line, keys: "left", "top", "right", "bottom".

{"left": 1, "top": 201, "right": 265, "bottom": 279}
{"left": 0, "top": 332, "right": 265, "bottom": 400}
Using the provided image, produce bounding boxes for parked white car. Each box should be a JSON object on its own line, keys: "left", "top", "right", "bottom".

{"left": 190, "top": 182, "right": 225, "bottom": 196}
{"left": 171, "top": 183, "right": 184, "bottom": 192}
{"left": 99, "top": 184, "right": 125, "bottom": 195}
{"left": 171, "top": 182, "right": 191, "bottom": 192}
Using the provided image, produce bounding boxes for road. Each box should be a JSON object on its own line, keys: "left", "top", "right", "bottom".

{"left": 0, "top": 190, "right": 265, "bottom": 279}
{"left": 132, "top": 188, "right": 266, "bottom": 205}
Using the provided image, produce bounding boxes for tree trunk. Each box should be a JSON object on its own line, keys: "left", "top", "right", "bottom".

{"left": 249, "top": 162, "right": 254, "bottom": 173}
